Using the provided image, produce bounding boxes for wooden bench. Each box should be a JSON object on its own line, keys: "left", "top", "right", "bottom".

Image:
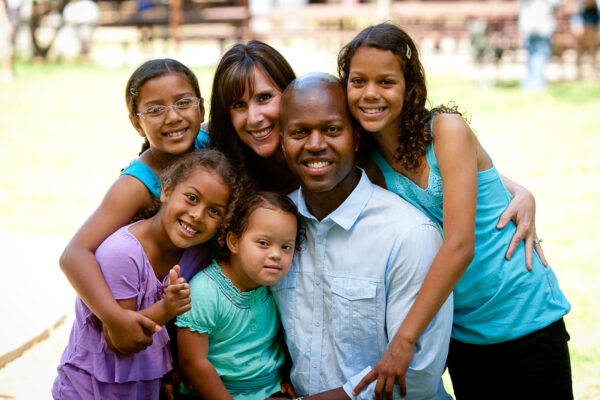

{"left": 96, "top": 0, "right": 249, "bottom": 56}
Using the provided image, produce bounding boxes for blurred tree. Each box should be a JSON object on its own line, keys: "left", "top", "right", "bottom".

{"left": 28, "top": 0, "right": 71, "bottom": 59}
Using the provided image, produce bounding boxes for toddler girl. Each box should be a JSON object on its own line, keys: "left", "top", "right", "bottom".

{"left": 59, "top": 59, "right": 210, "bottom": 354}
{"left": 53, "top": 150, "right": 246, "bottom": 399}
{"left": 340, "top": 23, "right": 572, "bottom": 399}
{"left": 176, "top": 191, "right": 301, "bottom": 400}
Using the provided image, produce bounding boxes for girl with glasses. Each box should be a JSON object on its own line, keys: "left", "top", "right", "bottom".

{"left": 59, "top": 59, "right": 210, "bottom": 358}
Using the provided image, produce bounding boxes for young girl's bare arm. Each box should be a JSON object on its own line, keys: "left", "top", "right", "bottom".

{"left": 177, "top": 329, "right": 234, "bottom": 400}
{"left": 60, "top": 175, "right": 160, "bottom": 353}
{"left": 354, "top": 113, "right": 478, "bottom": 397}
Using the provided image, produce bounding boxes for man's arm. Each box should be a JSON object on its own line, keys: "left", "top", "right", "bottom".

{"left": 386, "top": 223, "right": 453, "bottom": 399}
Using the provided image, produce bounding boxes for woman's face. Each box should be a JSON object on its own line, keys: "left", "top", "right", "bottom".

{"left": 229, "top": 67, "right": 283, "bottom": 159}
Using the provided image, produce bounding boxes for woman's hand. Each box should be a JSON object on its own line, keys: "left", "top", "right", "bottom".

{"left": 352, "top": 336, "right": 414, "bottom": 399}
{"left": 497, "top": 183, "right": 548, "bottom": 269}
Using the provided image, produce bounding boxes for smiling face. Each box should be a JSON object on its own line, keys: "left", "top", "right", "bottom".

{"left": 229, "top": 66, "right": 283, "bottom": 158}
{"left": 281, "top": 76, "right": 360, "bottom": 206}
{"left": 130, "top": 72, "right": 204, "bottom": 158}
{"left": 160, "top": 167, "right": 230, "bottom": 249}
{"left": 346, "top": 46, "right": 406, "bottom": 137}
{"left": 226, "top": 207, "right": 297, "bottom": 292}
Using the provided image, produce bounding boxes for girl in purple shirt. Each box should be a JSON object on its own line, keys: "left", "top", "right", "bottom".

{"left": 52, "top": 150, "right": 247, "bottom": 399}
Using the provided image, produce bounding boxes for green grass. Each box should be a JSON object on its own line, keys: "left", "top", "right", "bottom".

{"left": 1, "top": 61, "right": 599, "bottom": 398}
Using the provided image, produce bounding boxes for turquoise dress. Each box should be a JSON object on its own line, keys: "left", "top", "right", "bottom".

{"left": 372, "top": 118, "right": 570, "bottom": 345}
{"left": 120, "top": 129, "right": 209, "bottom": 197}
{"left": 175, "top": 261, "right": 284, "bottom": 399}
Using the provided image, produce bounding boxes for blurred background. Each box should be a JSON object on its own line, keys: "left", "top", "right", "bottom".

{"left": 1, "top": 0, "right": 599, "bottom": 398}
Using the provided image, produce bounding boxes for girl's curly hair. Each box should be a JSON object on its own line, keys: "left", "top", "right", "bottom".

{"left": 338, "top": 23, "right": 433, "bottom": 170}
{"left": 215, "top": 191, "right": 305, "bottom": 261}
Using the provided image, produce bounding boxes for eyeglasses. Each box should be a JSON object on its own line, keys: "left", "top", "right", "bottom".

{"left": 136, "top": 97, "right": 201, "bottom": 120}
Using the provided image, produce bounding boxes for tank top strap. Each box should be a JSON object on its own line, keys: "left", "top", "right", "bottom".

{"left": 425, "top": 115, "right": 441, "bottom": 175}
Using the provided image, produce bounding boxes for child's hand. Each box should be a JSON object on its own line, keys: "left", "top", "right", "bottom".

{"left": 280, "top": 380, "right": 297, "bottom": 398}
{"left": 163, "top": 272, "right": 191, "bottom": 318}
{"left": 103, "top": 309, "right": 161, "bottom": 354}
{"left": 163, "top": 265, "right": 187, "bottom": 298}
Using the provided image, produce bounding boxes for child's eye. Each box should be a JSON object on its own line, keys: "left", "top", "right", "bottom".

{"left": 186, "top": 194, "right": 198, "bottom": 203}
{"left": 143, "top": 105, "right": 166, "bottom": 116}
{"left": 208, "top": 207, "right": 222, "bottom": 217}
{"left": 282, "top": 244, "right": 294, "bottom": 252}
{"left": 350, "top": 77, "right": 365, "bottom": 86}
{"left": 258, "top": 240, "right": 269, "bottom": 247}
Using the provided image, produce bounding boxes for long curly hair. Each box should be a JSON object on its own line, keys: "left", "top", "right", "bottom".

{"left": 208, "top": 41, "right": 296, "bottom": 188}
{"left": 338, "top": 23, "right": 433, "bottom": 170}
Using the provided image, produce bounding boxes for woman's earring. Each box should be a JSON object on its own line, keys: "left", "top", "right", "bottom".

{"left": 406, "top": 45, "right": 412, "bottom": 60}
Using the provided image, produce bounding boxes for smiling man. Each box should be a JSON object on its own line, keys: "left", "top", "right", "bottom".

{"left": 270, "top": 72, "right": 453, "bottom": 400}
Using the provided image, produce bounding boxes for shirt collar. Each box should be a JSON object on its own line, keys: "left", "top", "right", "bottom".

{"left": 294, "top": 168, "right": 373, "bottom": 231}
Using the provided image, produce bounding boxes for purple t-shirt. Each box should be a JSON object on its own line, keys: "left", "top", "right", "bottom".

{"left": 57, "top": 222, "right": 210, "bottom": 383}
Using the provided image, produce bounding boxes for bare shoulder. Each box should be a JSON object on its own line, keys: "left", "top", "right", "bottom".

{"left": 432, "top": 113, "right": 474, "bottom": 145}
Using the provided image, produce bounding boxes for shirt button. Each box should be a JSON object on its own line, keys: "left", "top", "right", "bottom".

{"left": 314, "top": 279, "right": 321, "bottom": 286}
{"left": 315, "top": 321, "right": 320, "bottom": 327}
{"left": 312, "top": 362, "right": 318, "bottom": 368}
{"left": 348, "top": 289, "right": 355, "bottom": 296}
{"left": 317, "top": 237, "right": 323, "bottom": 244}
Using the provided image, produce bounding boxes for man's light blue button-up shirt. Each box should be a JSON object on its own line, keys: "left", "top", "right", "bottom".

{"left": 271, "top": 170, "right": 453, "bottom": 399}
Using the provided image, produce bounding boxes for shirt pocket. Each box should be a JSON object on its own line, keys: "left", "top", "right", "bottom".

{"left": 330, "top": 278, "right": 378, "bottom": 341}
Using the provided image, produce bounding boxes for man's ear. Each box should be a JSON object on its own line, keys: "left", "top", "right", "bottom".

{"left": 129, "top": 114, "right": 146, "bottom": 139}
{"left": 226, "top": 231, "right": 239, "bottom": 255}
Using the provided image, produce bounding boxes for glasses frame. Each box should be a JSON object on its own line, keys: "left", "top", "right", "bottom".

{"left": 136, "top": 97, "right": 202, "bottom": 120}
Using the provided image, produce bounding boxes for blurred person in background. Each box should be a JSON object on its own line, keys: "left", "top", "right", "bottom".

{"left": 568, "top": 0, "right": 599, "bottom": 79}
{"left": 518, "top": 0, "right": 562, "bottom": 90}
{"left": 0, "top": 0, "right": 20, "bottom": 82}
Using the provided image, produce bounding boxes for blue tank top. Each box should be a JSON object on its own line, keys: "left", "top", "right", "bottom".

{"left": 373, "top": 118, "right": 570, "bottom": 344}
{"left": 120, "top": 129, "right": 209, "bottom": 198}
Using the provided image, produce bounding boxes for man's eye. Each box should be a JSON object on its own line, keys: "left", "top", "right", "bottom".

{"left": 327, "top": 126, "right": 341, "bottom": 134}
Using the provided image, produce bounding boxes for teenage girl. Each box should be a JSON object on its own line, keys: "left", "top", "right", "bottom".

{"left": 59, "top": 59, "right": 210, "bottom": 354}
{"left": 53, "top": 150, "right": 246, "bottom": 399}
{"left": 208, "top": 40, "right": 299, "bottom": 193}
{"left": 339, "top": 23, "right": 572, "bottom": 399}
{"left": 176, "top": 191, "right": 301, "bottom": 400}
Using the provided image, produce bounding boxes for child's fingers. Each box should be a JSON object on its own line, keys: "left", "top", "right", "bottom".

{"left": 168, "top": 265, "right": 181, "bottom": 286}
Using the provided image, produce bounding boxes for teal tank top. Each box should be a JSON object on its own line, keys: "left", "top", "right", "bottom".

{"left": 120, "top": 129, "right": 209, "bottom": 198}
{"left": 373, "top": 117, "right": 570, "bottom": 344}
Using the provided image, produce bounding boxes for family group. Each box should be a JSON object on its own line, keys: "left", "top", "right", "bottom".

{"left": 52, "top": 22, "right": 572, "bottom": 400}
